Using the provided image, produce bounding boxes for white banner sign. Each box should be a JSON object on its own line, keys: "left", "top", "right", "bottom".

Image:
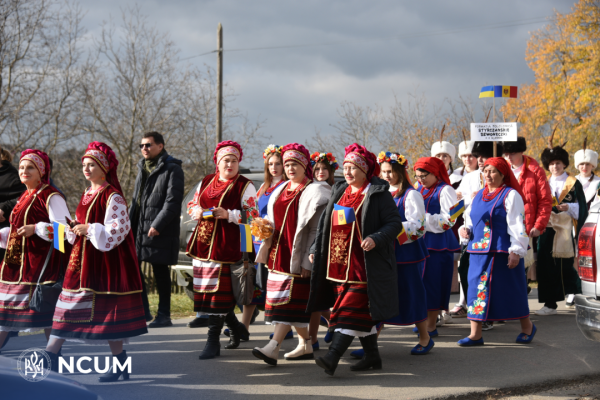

{"left": 470, "top": 122, "right": 517, "bottom": 142}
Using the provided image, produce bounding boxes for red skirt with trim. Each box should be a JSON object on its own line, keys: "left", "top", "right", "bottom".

{"left": 51, "top": 292, "right": 147, "bottom": 341}
{"left": 264, "top": 276, "right": 311, "bottom": 324}
{"left": 194, "top": 264, "right": 236, "bottom": 313}
{"left": 0, "top": 283, "right": 54, "bottom": 330}
{"left": 329, "top": 283, "right": 377, "bottom": 333}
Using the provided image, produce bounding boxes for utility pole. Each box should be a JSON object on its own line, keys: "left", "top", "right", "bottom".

{"left": 216, "top": 23, "right": 223, "bottom": 146}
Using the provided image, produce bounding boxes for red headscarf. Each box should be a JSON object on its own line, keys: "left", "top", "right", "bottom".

{"left": 344, "top": 143, "right": 380, "bottom": 181}
{"left": 413, "top": 157, "right": 451, "bottom": 185}
{"left": 213, "top": 140, "right": 243, "bottom": 173}
{"left": 483, "top": 157, "right": 525, "bottom": 200}
{"left": 82, "top": 142, "right": 123, "bottom": 194}
{"left": 20, "top": 149, "right": 51, "bottom": 185}
{"left": 282, "top": 143, "right": 313, "bottom": 180}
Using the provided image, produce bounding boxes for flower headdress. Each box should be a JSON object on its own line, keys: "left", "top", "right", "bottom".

{"left": 310, "top": 151, "right": 339, "bottom": 170}
{"left": 377, "top": 151, "right": 408, "bottom": 167}
{"left": 263, "top": 144, "right": 282, "bottom": 160}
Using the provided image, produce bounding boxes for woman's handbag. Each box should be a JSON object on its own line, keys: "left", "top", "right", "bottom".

{"left": 30, "top": 247, "right": 63, "bottom": 313}
{"left": 231, "top": 252, "right": 256, "bottom": 306}
{"left": 255, "top": 262, "right": 268, "bottom": 291}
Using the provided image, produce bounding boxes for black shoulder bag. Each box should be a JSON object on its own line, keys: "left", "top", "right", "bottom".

{"left": 30, "top": 247, "right": 63, "bottom": 313}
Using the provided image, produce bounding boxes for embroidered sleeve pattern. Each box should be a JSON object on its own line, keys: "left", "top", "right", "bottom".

{"left": 87, "top": 194, "right": 131, "bottom": 252}
{"left": 228, "top": 183, "right": 259, "bottom": 225}
{"left": 404, "top": 191, "right": 427, "bottom": 242}
{"left": 505, "top": 191, "right": 528, "bottom": 258}
{"left": 187, "top": 182, "right": 203, "bottom": 219}
{"left": 34, "top": 223, "right": 54, "bottom": 241}
{"left": 426, "top": 185, "right": 457, "bottom": 233}
{"left": 34, "top": 195, "right": 71, "bottom": 242}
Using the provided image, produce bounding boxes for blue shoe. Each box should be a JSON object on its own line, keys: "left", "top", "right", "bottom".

{"left": 516, "top": 324, "right": 537, "bottom": 344}
{"left": 417, "top": 329, "right": 438, "bottom": 338}
{"left": 411, "top": 339, "right": 435, "bottom": 355}
{"left": 269, "top": 330, "right": 294, "bottom": 340}
{"left": 457, "top": 336, "right": 484, "bottom": 346}
{"left": 324, "top": 330, "right": 333, "bottom": 343}
{"left": 350, "top": 349, "right": 364, "bottom": 359}
{"left": 319, "top": 316, "right": 329, "bottom": 328}
{"left": 412, "top": 326, "right": 419, "bottom": 334}
{"left": 312, "top": 340, "right": 320, "bottom": 351}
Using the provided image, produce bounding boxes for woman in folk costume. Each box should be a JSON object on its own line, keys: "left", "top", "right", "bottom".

{"left": 413, "top": 157, "right": 461, "bottom": 337}
{"left": 457, "top": 157, "right": 535, "bottom": 346}
{"left": 252, "top": 143, "right": 331, "bottom": 366}
{"left": 574, "top": 137, "right": 600, "bottom": 210}
{"left": 536, "top": 139, "right": 588, "bottom": 315}
{"left": 378, "top": 152, "right": 433, "bottom": 355}
{"left": 307, "top": 144, "right": 403, "bottom": 376}
{"left": 45, "top": 142, "right": 147, "bottom": 381}
{"left": 186, "top": 140, "right": 259, "bottom": 358}
{"left": 307, "top": 150, "right": 339, "bottom": 350}
{"left": 0, "top": 150, "right": 69, "bottom": 347}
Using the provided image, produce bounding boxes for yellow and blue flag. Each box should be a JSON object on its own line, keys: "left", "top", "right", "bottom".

{"left": 239, "top": 224, "right": 253, "bottom": 253}
{"left": 479, "top": 85, "right": 518, "bottom": 99}
{"left": 53, "top": 221, "right": 66, "bottom": 253}
{"left": 449, "top": 199, "right": 465, "bottom": 221}
{"left": 333, "top": 204, "right": 356, "bottom": 226}
{"left": 202, "top": 207, "right": 215, "bottom": 218}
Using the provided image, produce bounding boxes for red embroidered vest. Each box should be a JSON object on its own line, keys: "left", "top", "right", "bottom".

{"left": 63, "top": 185, "right": 142, "bottom": 294}
{"left": 186, "top": 174, "right": 252, "bottom": 263}
{"left": 1, "top": 185, "right": 63, "bottom": 284}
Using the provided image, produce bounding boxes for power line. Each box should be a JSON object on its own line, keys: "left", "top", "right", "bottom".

{"left": 181, "top": 16, "right": 550, "bottom": 61}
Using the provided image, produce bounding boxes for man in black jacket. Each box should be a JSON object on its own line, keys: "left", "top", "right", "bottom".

{"left": 130, "top": 132, "right": 184, "bottom": 328}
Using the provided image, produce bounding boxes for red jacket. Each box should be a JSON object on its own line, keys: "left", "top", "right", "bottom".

{"left": 517, "top": 155, "right": 552, "bottom": 234}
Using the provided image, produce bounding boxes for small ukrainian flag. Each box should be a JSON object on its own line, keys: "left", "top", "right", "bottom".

{"left": 53, "top": 221, "right": 66, "bottom": 253}
{"left": 479, "top": 85, "right": 495, "bottom": 98}
{"left": 449, "top": 199, "right": 465, "bottom": 221}
{"left": 202, "top": 208, "right": 215, "bottom": 218}
{"left": 239, "top": 224, "right": 253, "bottom": 253}
{"left": 332, "top": 204, "right": 356, "bottom": 226}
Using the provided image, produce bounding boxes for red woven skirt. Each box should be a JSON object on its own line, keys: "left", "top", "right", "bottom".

{"left": 194, "top": 263, "right": 236, "bottom": 314}
{"left": 329, "top": 283, "right": 377, "bottom": 333}
{"left": 51, "top": 291, "right": 147, "bottom": 341}
{"left": 264, "top": 276, "right": 311, "bottom": 324}
{"left": 0, "top": 283, "right": 54, "bottom": 330}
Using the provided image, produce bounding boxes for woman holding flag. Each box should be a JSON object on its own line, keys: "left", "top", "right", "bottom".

{"left": 186, "top": 140, "right": 259, "bottom": 359}
{"left": 378, "top": 152, "right": 432, "bottom": 355}
{"left": 0, "top": 150, "right": 69, "bottom": 348}
{"left": 308, "top": 144, "right": 403, "bottom": 376}
{"left": 252, "top": 143, "right": 330, "bottom": 365}
{"left": 45, "top": 142, "right": 148, "bottom": 381}
{"left": 413, "top": 157, "right": 461, "bottom": 337}
{"left": 458, "top": 157, "right": 535, "bottom": 346}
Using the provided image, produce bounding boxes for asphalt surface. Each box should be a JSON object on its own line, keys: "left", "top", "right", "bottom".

{"left": 2, "top": 289, "right": 600, "bottom": 400}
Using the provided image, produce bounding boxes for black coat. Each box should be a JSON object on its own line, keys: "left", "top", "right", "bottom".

{"left": 307, "top": 176, "right": 403, "bottom": 321}
{"left": 129, "top": 152, "right": 184, "bottom": 265}
{"left": 0, "top": 161, "right": 26, "bottom": 229}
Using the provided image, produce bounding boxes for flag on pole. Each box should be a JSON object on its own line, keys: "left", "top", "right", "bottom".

{"left": 332, "top": 204, "right": 356, "bottom": 226}
{"left": 479, "top": 85, "right": 518, "bottom": 98}
{"left": 239, "top": 224, "right": 253, "bottom": 252}
{"left": 53, "top": 221, "right": 66, "bottom": 253}
{"left": 397, "top": 224, "right": 408, "bottom": 245}
{"left": 449, "top": 199, "right": 465, "bottom": 221}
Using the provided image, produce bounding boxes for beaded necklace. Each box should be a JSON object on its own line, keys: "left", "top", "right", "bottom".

{"left": 280, "top": 177, "right": 309, "bottom": 202}
{"left": 419, "top": 180, "right": 441, "bottom": 200}
{"left": 206, "top": 175, "right": 236, "bottom": 199}
{"left": 338, "top": 181, "right": 369, "bottom": 209}
{"left": 9, "top": 183, "right": 42, "bottom": 224}
{"left": 82, "top": 182, "right": 108, "bottom": 206}
{"left": 482, "top": 184, "right": 506, "bottom": 202}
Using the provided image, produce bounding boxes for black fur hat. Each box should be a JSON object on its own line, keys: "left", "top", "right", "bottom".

{"left": 541, "top": 146, "right": 569, "bottom": 170}
{"left": 471, "top": 141, "right": 503, "bottom": 159}
{"left": 502, "top": 136, "right": 527, "bottom": 154}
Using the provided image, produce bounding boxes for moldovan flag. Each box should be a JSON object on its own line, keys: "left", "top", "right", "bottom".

{"left": 333, "top": 204, "right": 356, "bottom": 226}
{"left": 397, "top": 224, "right": 408, "bottom": 245}
{"left": 450, "top": 199, "right": 465, "bottom": 221}
{"left": 53, "top": 221, "right": 66, "bottom": 253}
{"left": 239, "top": 224, "right": 253, "bottom": 253}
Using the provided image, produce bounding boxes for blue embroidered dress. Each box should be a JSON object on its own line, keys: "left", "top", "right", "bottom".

{"left": 462, "top": 186, "right": 530, "bottom": 321}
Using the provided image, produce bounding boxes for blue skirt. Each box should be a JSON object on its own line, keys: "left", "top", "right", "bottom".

{"left": 422, "top": 251, "right": 454, "bottom": 311}
{"left": 467, "top": 252, "right": 530, "bottom": 321}
{"left": 385, "top": 261, "right": 428, "bottom": 326}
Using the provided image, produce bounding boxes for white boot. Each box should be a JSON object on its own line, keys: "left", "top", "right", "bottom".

{"left": 284, "top": 336, "right": 314, "bottom": 360}
{"left": 252, "top": 340, "right": 281, "bottom": 366}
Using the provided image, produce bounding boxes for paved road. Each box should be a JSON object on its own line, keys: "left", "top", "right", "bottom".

{"left": 2, "top": 290, "right": 600, "bottom": 400}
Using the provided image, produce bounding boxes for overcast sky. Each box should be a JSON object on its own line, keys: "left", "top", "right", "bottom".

{"left": 79, "top": 0, "right": 575, "bottom": 151}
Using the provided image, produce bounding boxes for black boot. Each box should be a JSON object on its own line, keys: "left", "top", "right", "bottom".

{"left": 199, "top": 315, "right": 224, "bottom": 360}
{"left": 224, "top": 311, "right": 250, "bottom": 349}
{"left": 45, "top": 351, "right": 60, "bottom": 373}
{"left": 350, "top": 334, "right": 382, "bottom": 371}
{"left": 315, "top": 332, "right": 354, "bottom": 376}
{"left": 98, "top": 350, "right": 130, "bottom": 382}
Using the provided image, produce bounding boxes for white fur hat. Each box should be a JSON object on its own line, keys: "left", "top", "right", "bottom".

{"left": 458, "top": 141, "right": 475, "bottom": 157}
{"left": 431, "top": 141, "right": 456, "bottom": 161}
{"left": 574, "top": 149, "right": 598, "bottom": 169}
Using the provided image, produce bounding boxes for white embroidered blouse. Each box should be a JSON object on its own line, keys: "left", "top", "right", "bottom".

{"left": 576, "top": 173, "right": 600, "bottom": 204}
{"left": 399, "top": 189, "right": 427, "bottom": 243}
{"left": 424, "top": 184, "right": 458, "bottom": 234}
{"left": 456, "top": 170, "right": 484, "bottom": 209}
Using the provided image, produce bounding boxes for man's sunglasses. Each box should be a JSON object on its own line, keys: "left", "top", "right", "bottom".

{"left": 139, "top": 143, "right": 152, "bottom": 149}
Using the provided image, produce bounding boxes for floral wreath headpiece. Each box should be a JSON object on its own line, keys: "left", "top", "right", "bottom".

{"left": 310, "top": 151, "right": 339, "bottom": 170}
{"left": 263, "top": 144, "right": 282, "bottom": 160}
{"left": 377, "top": 151, "right": 408, "bottom": 167}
